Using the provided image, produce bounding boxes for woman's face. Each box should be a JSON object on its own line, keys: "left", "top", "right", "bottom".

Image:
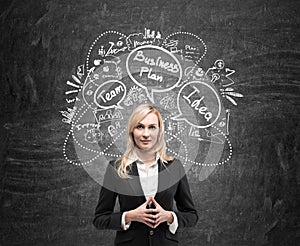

{"left": 132, "top": 112, "right": 160, "bottom": 152}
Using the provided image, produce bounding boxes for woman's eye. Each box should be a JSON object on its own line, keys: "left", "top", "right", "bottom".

{"left": 136, "top": 125, "right": 143, "bottom": 129}
{"left": 149, "top": 126, "right": 156, "bottom": 129}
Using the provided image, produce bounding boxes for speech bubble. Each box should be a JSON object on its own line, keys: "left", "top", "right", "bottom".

{"left": 172, "top": 80, "right": 221, "bottom": 128}
{"left": 164, "top": 32, "right": 207, "bottom": 65}
{"left": 126, "top": 45, "right": 182, "bottom": 103}
{"left": 93, "top": 80, "right": 126, "bottom": 109}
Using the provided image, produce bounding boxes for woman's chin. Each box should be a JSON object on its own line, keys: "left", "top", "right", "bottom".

{"left": 137, "top": 145, "right": 153, "bottom": 152}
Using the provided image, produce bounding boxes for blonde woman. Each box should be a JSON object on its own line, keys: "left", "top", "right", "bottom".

{"left": 93, "top": 104, "right": 198, "bottom": 246}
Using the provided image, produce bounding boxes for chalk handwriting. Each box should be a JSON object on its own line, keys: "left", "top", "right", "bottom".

{"left": 60, "top": 106, "right": 77, "bottom": 124}
{"left": 77, "top": 65, "right": 85, "bottom": 79}
{"left": 62, "top": 28, "right": 242, "bottom": 179}
{"left": 75, "top": 122, "right": 99, "bottom": 131}
{"left": 97, "top": 84, "right": 125, "bottom": 103}
{"left": 183, "top": 86, "right": 212, "bottom": 122}
{"left": 133, "top": 50, "right": 180, "bottom": 73}
{"left": 106, "top": 41, "right": 127, "bottom": 56}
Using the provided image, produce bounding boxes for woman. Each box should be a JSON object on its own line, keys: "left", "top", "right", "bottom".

{"left": 93, "top": 104, "right": 198, "bottom": 245}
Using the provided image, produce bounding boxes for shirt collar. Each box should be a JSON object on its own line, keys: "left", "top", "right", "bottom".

{"left": 126, "top": 152, "right": 160, "bottom": 166}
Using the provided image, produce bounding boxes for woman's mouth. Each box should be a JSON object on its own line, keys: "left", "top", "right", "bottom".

{"left": 141, "top": 140, "right": 151, "bottom": 144}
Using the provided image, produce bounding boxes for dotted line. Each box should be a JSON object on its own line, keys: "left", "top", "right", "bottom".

{"left": 64, "top": 119, "right": 232, "bottom": 167}
{"left": 101, "top": 152, "right": 122, "bottom": 159}
{"left": 212, "top": 125, "right": 232, "bottom": 165}
{"left": 166, "top": 124, "right": 187, "bottom": 143}
{"left": 86, "top": 30, "right": 127, "bottom": 71}
{"left": 62, "top": 104, "right": 88, "bottom": 165}
{"left": 167, "top": 125, "right": 232, "bottom": 166}
{"left": 164, "top": 31, "right": 207, "bottom": 65}
{"left": 163, "top": 113, "right": 187, "bottom": 143}
{"left": 71, "top": 106, "right": 100, "bottom": 154}
{"left": 70, "top": 103, "right": 126, "bottom": 156}
{"left": 192, "top": 126, "right": 232, "bottom": 166}
{"left": 102, "top": 129, "right": 126, "bottom": 154}
{"left": 62, "top": 104, "right": 91, "bottom": 165}
{"left": 63, "top": 128, "right": 80, "bottom": 165}
{"left": 162, "top": 111, "right": 176, "bottom": 121}
{"left": 64, "top": 103, "right": 124, "bottom": 165}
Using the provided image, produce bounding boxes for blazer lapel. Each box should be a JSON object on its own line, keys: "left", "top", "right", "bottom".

{"left": 126, "top": 159, "right": 172, "bottom": 201}
{"left": 126, "top": 162, "right": 145, "bottom": 198}
{"left": 154, "top": 160, "right": 171, "bottom": 201}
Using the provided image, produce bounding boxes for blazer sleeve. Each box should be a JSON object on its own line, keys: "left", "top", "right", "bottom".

{"left": 93, "top": 162, "right": 124, "bottom": 230}
{"left": 173, "top": 162, "right": 198, "bottom": 228}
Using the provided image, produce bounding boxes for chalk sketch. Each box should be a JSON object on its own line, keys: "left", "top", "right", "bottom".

{"left": 123, "top": 86, "right": 148, "bottom": 106}
{"left": 172, "top": 80, "right": 222, "bottom": 129}
{"left": 61, "top": 28, "right": 244, "bottom": 186}
{"left": 220, "top": 87, "right": 244, "bottom": 106}
{"left": 206, "top": 59, "right": 235, "bottom": 87}
{"left": 164, "top": 31, "right": 207, "bottom": 65}
{"left": 126, "top": 45, "right": 183, "bottom": 103}
{"left": 77, "top": 64, "right": 85, "bottom": 79}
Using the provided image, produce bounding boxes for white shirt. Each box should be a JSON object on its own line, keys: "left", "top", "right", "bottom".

{"left": 121, "top": 153, "right": 178, "bottom": 234}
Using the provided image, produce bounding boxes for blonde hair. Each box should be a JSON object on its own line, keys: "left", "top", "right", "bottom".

{"left": 116, "top": 104, "right": 173, "bottom": 178}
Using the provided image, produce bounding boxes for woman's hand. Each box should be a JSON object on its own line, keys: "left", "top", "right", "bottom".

{"left": 125, "top": 197, "right": 156, "bottom": 228}
{"left": 150, "top": 197, "right": 174, "bottom": 228}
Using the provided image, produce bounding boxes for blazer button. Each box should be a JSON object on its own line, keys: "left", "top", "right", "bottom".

{"left": 149, "top": 230, "right": 154, "bottom": 236}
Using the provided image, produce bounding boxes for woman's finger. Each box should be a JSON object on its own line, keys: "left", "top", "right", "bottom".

{"left": 143, "top": 222, "right": 155, "bottom": 228}
{"left": 143, "top": 217, "right": 155, "bottom": 227}
{"left": 145, "top": 208, "right": 156, "bottom": 215}
{"left": 153, "top": 220, "right": 161, "bottom": 228}
{"left": 147, "top": 212, "right": 157, "bottom": 218}
{"left": 142, "top": 196, "right": 152, "bottom": 208}
{"left": 143, "top": 213, "right": 153, "bottom": 219}
{"left": 150, "top": 197, "right": 160, "bottom": 208}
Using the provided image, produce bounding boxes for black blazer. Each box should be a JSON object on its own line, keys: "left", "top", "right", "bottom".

{"left": 93, "top": 158, "right": 198, "bottom": 246}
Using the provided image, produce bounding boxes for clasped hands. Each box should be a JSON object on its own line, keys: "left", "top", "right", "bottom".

{"left": 125, "top": 196, "right": 174, "bottom": 228}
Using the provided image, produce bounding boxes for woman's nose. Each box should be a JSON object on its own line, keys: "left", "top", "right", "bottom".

{"left": 143, "top": 128, "right": 150, "bottom": 137}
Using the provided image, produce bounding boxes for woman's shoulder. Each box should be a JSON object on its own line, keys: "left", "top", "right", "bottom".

{"left": 108, "top": 159, "right": 120, "bottom": 167}
{"left": 165, "top": 157, "right": 181, "bottom": 164}
{"left": 164, "top": 157, "right": 184, "bottom": 168}
{"left": 105, "top": 160, "right": 120, "bottom": 176}
{"left": 161, "top": 158, "right": 186, "bottom": 181}
{"left": 108, "top": 159, "right": 114, "bottom": 164}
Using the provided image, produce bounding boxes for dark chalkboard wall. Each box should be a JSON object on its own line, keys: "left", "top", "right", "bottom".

{"left": 0, "top": 0, "right": 299, "bottom": 245}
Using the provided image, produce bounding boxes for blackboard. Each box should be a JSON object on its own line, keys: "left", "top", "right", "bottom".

{"left": 0, "top": 0, "right": 299, "bottom": 245}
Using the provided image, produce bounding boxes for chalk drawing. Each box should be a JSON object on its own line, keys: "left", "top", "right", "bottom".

{"left": 172, "top": 80, "right": 222, "bottom": 129}
{"left": 123, "top": 86, "right": 147, "bottom": 106}
{"left": 126, "top": 29, "right": 163, "bottom": 51}
{"left": 93, "top": 80, "right": 126, "bottom": 109}
{"left": 206, "top": 59, "right": 235, "bottom": 87}
{"left": 86, "top": 31, "right": 127, "bottom": 71}
{"left": 126, "top": 44, "right": 182, "bottom": 103}
{"left": 60, "top": 106, "right": 77, "bottom": 124}
{"left": 220, "top": 87, "right": 244, "bottom": 106}
{"left": 159, "top": 95, "right": 176, "bottom": 110}
{"left": 61, "top": 28, "right": 244, "bottom": 187}
{"left": 77, "top": 65, "right": 85, "bottom": 79}
{"left": 164, "top": 32, "right": 207, "bottom": 64}
{"left": 65, "top": 74, "right": 83, "bottom": 96}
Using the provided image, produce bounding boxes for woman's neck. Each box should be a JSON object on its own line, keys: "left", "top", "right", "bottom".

{"left": 135, "top": 149, "right": 156, "bottom": 164}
